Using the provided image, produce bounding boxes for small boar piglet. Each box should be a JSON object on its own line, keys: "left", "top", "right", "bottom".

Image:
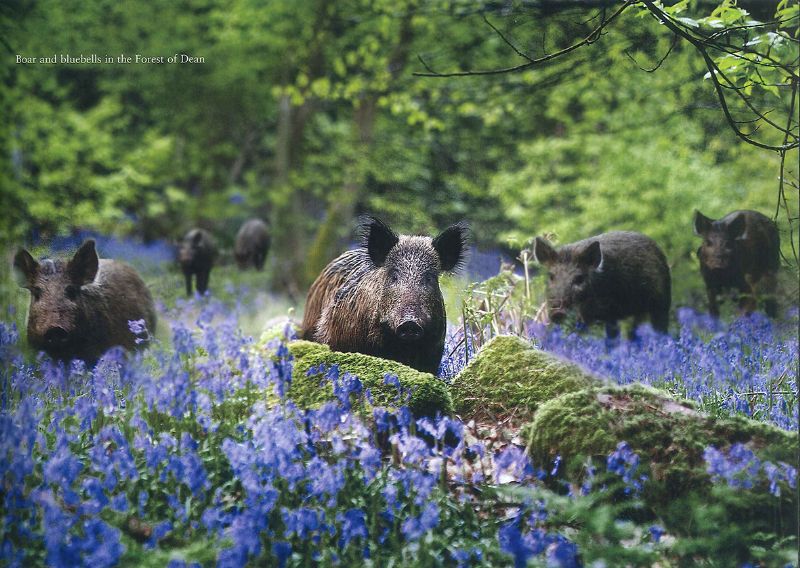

{"left": 694, "top": 210, "right": 779, "bottom": 317}
{"left": 234, "top": 218, "right": 270, "bottom": 271}
{"left": 302, "top": 216, "right": 469, "bottom": 375}
{"left": 178, "top": 228, "right": 216, "bottom": 296}
{"left": 13, "top": 239, "right": 157, "bottom": 363}
{"left": 533, "top": 231, "right": 671, "bottom": 339}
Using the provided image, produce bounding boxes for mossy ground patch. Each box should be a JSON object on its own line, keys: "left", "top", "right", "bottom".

{"left": 524, "top": 384, "right": 797, "bottom": 533}
{"left": 284, "top": 340, "right": 453, "bottom": 417}
{"left": 450, "top": 335, "right": 599, "bottom": 420}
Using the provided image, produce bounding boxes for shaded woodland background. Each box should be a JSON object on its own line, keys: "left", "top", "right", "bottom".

{"left": 2, "top": 0, "right": 797, "bottom": 305}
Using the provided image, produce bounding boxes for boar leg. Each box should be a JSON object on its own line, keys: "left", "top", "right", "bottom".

{"left": 738, "top": 276, "right": 758, "bottom": 315}
{"left": 184, "top": 271, "right": 193, "bottom": 296}
{"left": 706, "top": 288, "right": 720, "bottom": 318}
{"left": 650, "top": 307, "right": 669, "bottom": 335}
{"left": 604, "top": 321, "right": 620, "bottom": 340}
{"left": 757, "top": 272, "right": 778, "bottom": 318}
{"left": 197, "top": 269, "right": 210, "bottom": 294}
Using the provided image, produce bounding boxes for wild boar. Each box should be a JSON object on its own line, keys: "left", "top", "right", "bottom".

{"left": 533, "top": 231, "right": 671, "bottom": 339}
{"left": 302, "top": 216, "right": 469, "bottom": 375}
{"left": 693, "top": 210, "right": 779, "bottom": 317}
{"left": 234, "top": 219, "right": 270, "bottom": 271}
{"left": 13, "top": 239, "right": 157, "bottom": 363}
{"left": 178, "top": 228, "right": 216, "bottom": 296}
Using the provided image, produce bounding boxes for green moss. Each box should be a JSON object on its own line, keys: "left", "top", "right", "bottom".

{"left": 450, "top": 335, "right": 599, "bottom": 419}
{"left": 524, "top": 384, "right": 798, "bottom": 534}
{"left": 285, "top": 340, "right": 453, "bottom": 417}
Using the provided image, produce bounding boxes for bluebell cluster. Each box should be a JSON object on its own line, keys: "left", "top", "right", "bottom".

{"left": 439, "top": 307, "right": 798, "bottom": 431}
{"left": 704, "top": 443, "right": 797, "bottom": 497}
{"left": 531, "top": 308, "right": 798, "bottom": 430}
{"left": 2, "top": 289, "right": 798, "bottom": 566}
{"left": 38, "top": 231, "right": 176, "bottom": 274}
{"left": 1, "top": 298, "right": 583, "bottom": 567}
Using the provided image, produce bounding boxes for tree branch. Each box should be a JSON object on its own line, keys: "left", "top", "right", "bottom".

{"left": 413, "top": 1, "right": 631, "bottom": 77}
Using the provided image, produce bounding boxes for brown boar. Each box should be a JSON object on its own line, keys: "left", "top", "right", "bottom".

{"left": 13, "top": 239, "right": 157, "bottom": 363}
{"left": 178, "top": 228, "right": 216, "bottom": 296}
{"left": 234, "top": 219, "right": 270, "bottom": 271}
{"left": 533, "top": 231, "right": 671, "bottom": 339}
{"left": 302, "top": 216, "right": 469, "bottom": 375}
{"left": 693, "top": 210, "right": 779, "bottom": 317}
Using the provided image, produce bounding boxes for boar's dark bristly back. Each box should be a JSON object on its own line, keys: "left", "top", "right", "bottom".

{"left": 302, "top": 216, "right": 469, "bottom": 375}
{"left": 13, "top": 239, "right": 157, "bottom": 364}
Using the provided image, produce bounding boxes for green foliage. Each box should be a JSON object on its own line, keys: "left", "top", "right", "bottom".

{"left": 3, "top": 0, "right": 797, "bottom": 296}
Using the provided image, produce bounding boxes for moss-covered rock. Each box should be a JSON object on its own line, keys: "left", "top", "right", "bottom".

{"left": 285, "top": 340, "right": 453, "bottom": 417}
{"left": 450, "top": 335, "right": 600, "bottom": 419}
{"left": 524, "top": 384, "right": 798, "bottom": 534}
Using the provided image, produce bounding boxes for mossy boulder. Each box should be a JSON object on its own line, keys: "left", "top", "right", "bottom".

{"left": 450, "top": 335, "right": 600, "bottom": 419}
{"left": 285, "top": 340, "right": 453, "bottom": 417}
{"left": 524, "top": 384, "right": 798, "bottom": 534}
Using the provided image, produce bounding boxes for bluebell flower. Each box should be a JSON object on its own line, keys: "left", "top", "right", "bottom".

{"left": 337, "top": 508, "right": 368, "bottom": 549}
{"left": 272, "top": 541, "right": 292, "bottom": 568}
{"left": 649, "top": 525, "right": 665, "bottom": 543}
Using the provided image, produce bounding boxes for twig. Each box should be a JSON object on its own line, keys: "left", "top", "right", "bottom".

{"left": 414, "top": 1, "right": 631, "bottom": 77}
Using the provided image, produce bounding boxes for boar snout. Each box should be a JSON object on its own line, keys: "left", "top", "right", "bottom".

{"left": 43, "top": 326, "right": 70, "bottom": 347}
{"left": 396, "top": 320, "right": 424, "bottom": 342}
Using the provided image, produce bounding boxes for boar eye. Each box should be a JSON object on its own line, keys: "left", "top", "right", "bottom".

{"left": 548, "top": 273, "right": 554, "bottom": 282}
{"left": 572, "top": 275, "right": 586, "bottom": 286}
{"left": 65, "top": 285, "right": 79, "bottom": 299}
{"left": 31, "top": 287, "right": 42, "bottom": 301}
{"left": 424, "top": 272, "right": 437, "bottom": 285}
{"left": 388, "top": 269, "right": 400, "bottom": 284}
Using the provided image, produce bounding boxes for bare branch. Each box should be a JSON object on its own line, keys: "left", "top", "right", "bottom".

{"left": 481, "top": 14, "right": 533, "bottom": 63}
{"left": 640, "top": 0, "right": 798, "bottom": 152}
{"left": 413, "top": 1, "right": 631, "bottom": 77}
{"left": 625, "top": 32, "right": 677, "bottom": 73}
{"left": 775, "top": 78, "right": 798, "bottom": 264}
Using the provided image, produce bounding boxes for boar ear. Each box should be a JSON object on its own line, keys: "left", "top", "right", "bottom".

{"left": 359, "top": 216, "right": 399, "bottom": 267}
{"left": 192, "top": 231, "right": 204, "bottom": 245}
{"left": 433, "top": 221, "right": 470, "bottom": 272}
{"left": 577, "top": 240, "right": 603, "bottom": 271}
{"left": 693, "top": 210, "right": 713, "bottom": 236}
{"left": 13, "top": 248, "right": 39, "bottom": 289}
{"left": 68, "top": 240, "right": 99, "bottom": 286}
{"left": 727, "top": 214, "right": 747, "bottom": 239}
{"left": 532, "top": 237, "right": 557, "bottom": 265}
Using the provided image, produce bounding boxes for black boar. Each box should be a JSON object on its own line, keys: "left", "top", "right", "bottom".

{"left": 693, "top": 210, "right": 779, "bottom": 317}
{"left": 302, "top": 216, "right": 469, "bottom": 375}
{"left": 178, "top": 228, "right": 216, "bottom": 296}
{"left": 533, "top": 231, "right": 671, "bottom": 339}
{"left": 13, "top": 239, "right": 157, "bottom": 363}
{"left": 234, "top": 219, "right": 270, "bottom": 271}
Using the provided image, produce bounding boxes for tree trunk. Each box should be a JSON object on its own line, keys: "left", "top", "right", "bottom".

{"left": 304, "top": 15, "right": 414, "bottom": 283}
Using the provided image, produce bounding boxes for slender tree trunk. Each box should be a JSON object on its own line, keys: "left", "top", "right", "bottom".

{"left": 304, "top": 15, "right": 414, "bottom": 282}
